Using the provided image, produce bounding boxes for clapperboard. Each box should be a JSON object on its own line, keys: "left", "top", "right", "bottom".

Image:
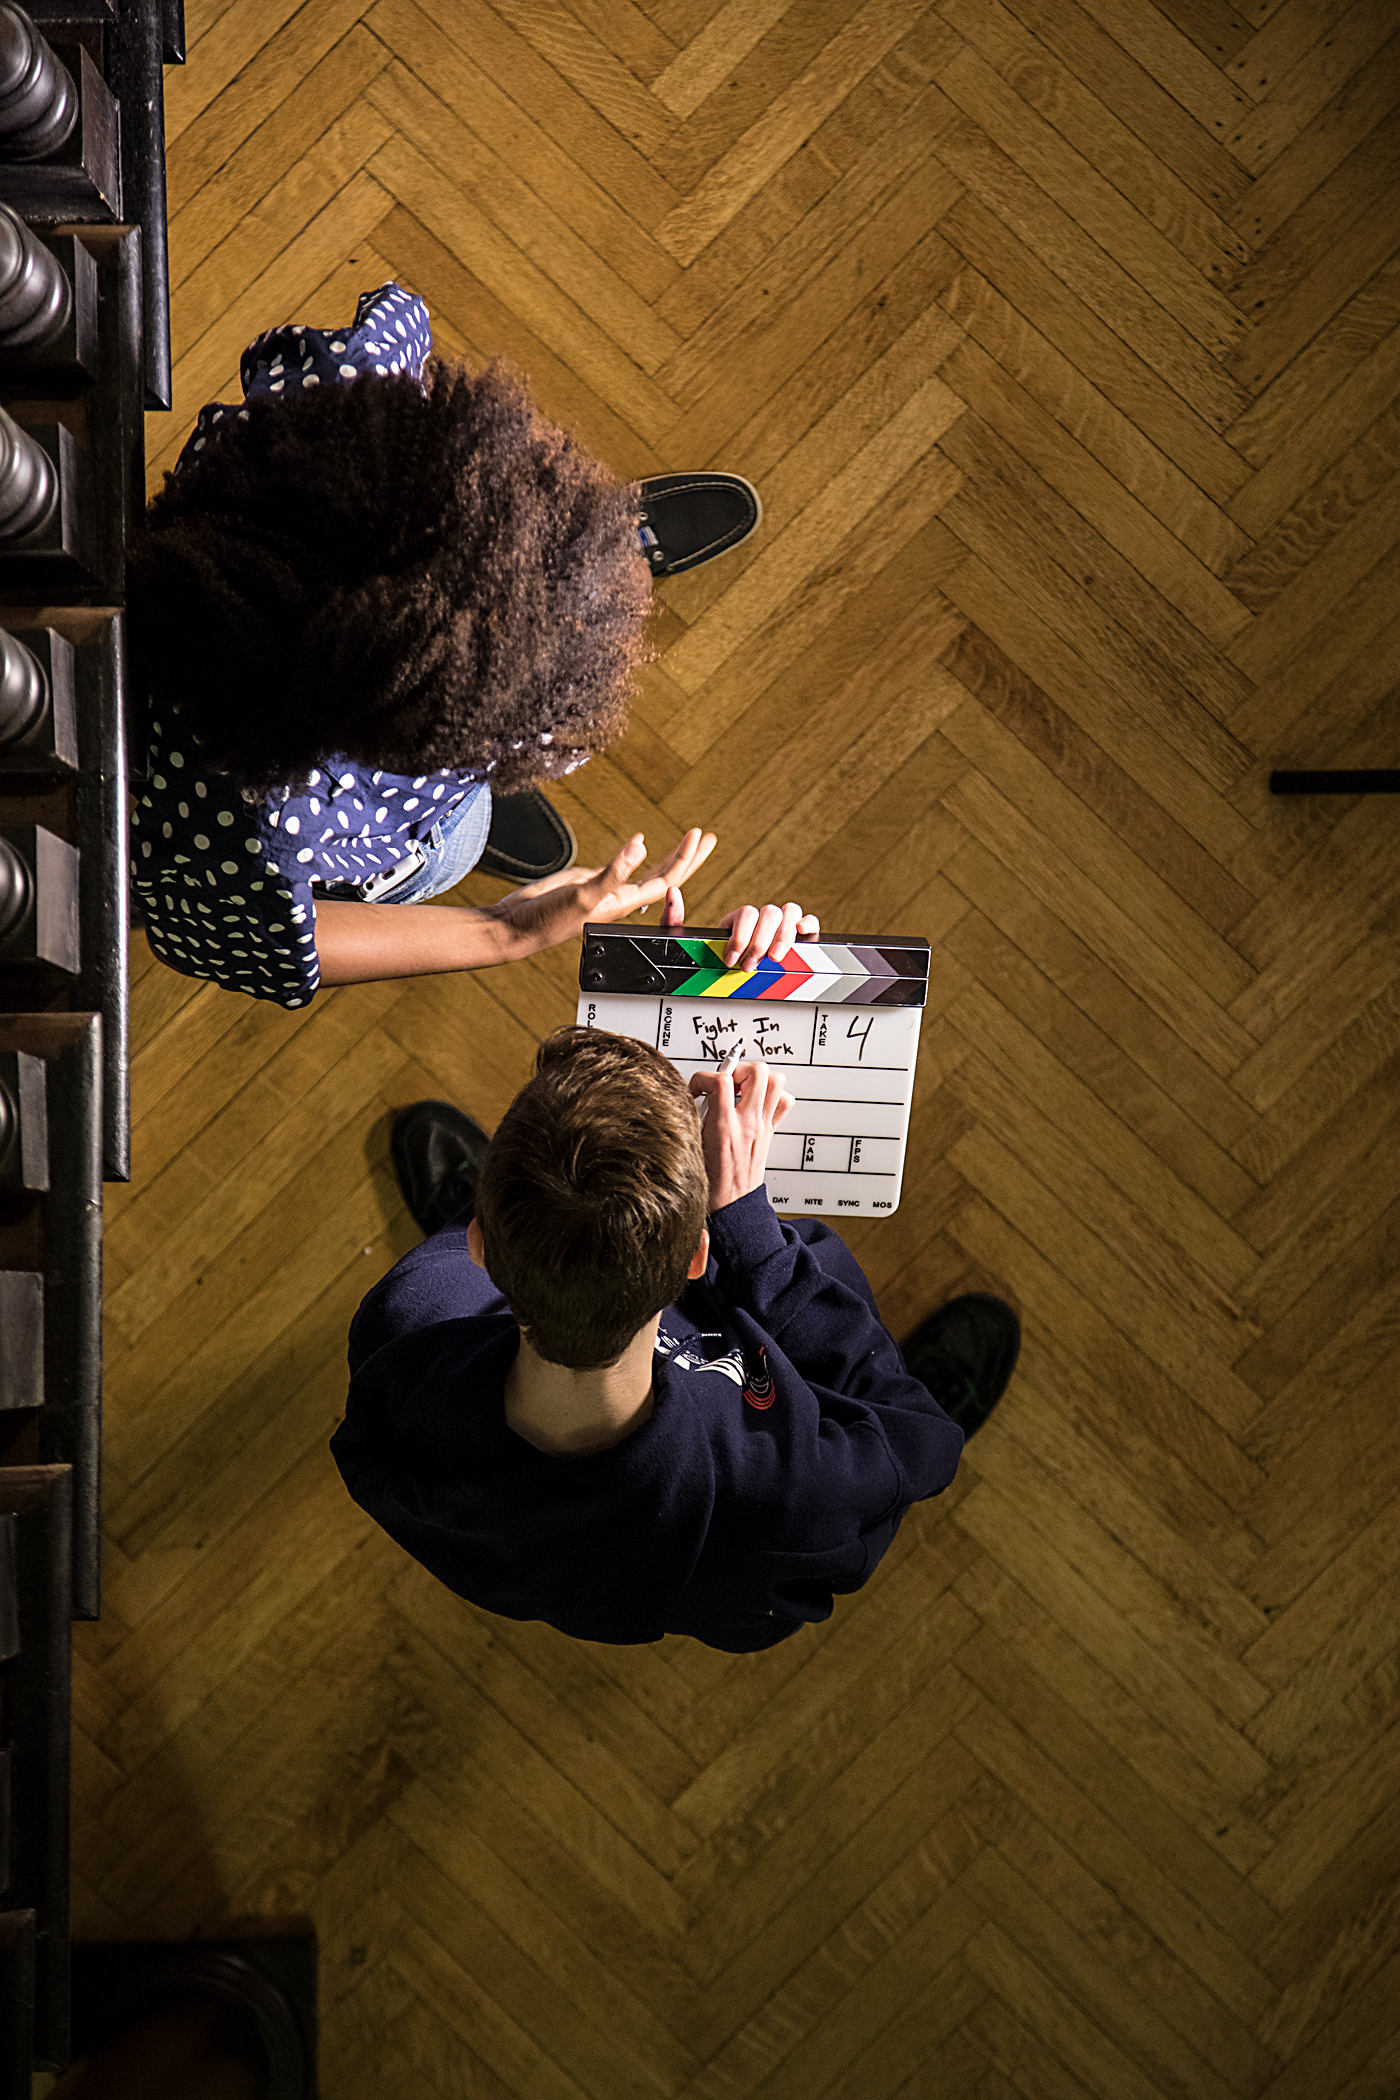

{"left": 576, "top": 925, "right": 930, "bottom": 1217}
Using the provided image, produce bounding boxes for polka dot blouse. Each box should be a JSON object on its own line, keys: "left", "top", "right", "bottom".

{"left": 174, "top": 280, "right": 434, "bottom": 467}
{"left": 130, "top": 729, "right": 481, "bottom": 1008}
{"left": 133, "top": 284, "right": 483, "bottom": 1010}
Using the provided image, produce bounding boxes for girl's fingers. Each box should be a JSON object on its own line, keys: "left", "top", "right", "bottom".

{"left": 723, "top": 903, "right": 783, "bottom": 968}
{"left": 718, "top": 900, "right": 818, "bottom": 966}
{"left": 689, "top": 830, "right": 718, "bottom": 876}
{"left": 769, "top": 901, "right": 803, "bottom": 961}
{"left": 747, "top": 903, "right": 785, "bottom": 966}
{"left": 658, "top": 828, "right": 715, "bottom": 883}
{"left": 603, "top": 834, "right": 647, "bottom": 886}
{"left": 579, "top": 834, "right": 647, "bottom": 907}
{"left": 722, "top": 906, "right": 759, "bottom": 967}
{"left": 627, "top": 872, "right": 677, "bottom": 912}
{"left": 654, "top": 831, "right": 689, "bottom": 880}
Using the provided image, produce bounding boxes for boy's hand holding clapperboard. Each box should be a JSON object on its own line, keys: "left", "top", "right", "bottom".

{"left": 576, "top": 879, "right": 932, "bottom": 1220}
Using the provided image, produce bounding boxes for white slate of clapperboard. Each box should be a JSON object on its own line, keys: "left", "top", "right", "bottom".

{"left": 576, "top": 989, "right": 923, "bottom": 1217}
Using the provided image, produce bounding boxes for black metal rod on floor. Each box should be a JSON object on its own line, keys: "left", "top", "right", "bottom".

{"left": 1269, "top": 771, "right": 1400, "bottom": 794}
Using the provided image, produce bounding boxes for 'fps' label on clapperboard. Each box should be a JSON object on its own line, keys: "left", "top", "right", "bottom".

{"left": 576, "top": 925, "right": 930, "bottom": 1217}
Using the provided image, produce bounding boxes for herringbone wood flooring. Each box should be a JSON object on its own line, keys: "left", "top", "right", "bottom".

{"left": 67, "top": 0, "right": 1400, "bottom": 2093}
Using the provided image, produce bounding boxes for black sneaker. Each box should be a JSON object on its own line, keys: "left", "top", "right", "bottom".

{"left": 391, "top": 1100, "right": 490, "bottom": 1237}
{"left": 476, "top": 789, "right": 577, "bottom": 881}
{"left": 900, "top": 1294, "right": 1020, "bottom": 1437}
{"left": 638, "top": 472, "right": 762, "bottom": 577}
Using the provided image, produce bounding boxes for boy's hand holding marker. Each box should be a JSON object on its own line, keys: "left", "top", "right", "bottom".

{"left": 695, "top": 1037, "right": 745, "bottom": 1124}
{"left": 690, "top": 1040, "right": 795, "bottom": 1212}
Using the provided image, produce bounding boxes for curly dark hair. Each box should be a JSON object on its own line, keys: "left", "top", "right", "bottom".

{"left": 125, "top": 361, "right": 651, "bottom": 796}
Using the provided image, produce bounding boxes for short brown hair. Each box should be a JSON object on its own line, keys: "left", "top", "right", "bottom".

{"left": 475, "top": 1027, "right": 708, "bottom": 1368}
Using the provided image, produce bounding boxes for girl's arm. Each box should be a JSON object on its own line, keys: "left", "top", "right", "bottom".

{"left": 313, "top": 828, "right": 715, "bottom": 987}
{"left": 312, "top": 895, "right": 519, "bottom": 984}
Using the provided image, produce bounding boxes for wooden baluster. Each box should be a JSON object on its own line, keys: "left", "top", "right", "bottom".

{"left": 0, "top": 626, "right": 76, "bottom": 771}
{"left": 0, "top": 200, "right": 69, "bottom": 352}
{"left": 0, "top": 5, "right": 77, "bottom": 162}
{"left": 0, "top": 828, "right": 79, "bottom": 974}
{"left": 0, "top": 403, "right": 56, "bottom": 540}
{"left": 0, "top": 626, "right": 45, "bottom": 744}
{"left": 0, "top": 1269, "right": 43, "bottom": 1406}
{"left": 0, "top": 1045, "right": 49, "bottom": 1190}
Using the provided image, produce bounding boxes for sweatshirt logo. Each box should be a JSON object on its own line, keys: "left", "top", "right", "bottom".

{"left": 656, "top": 1327, "right": 743, "bottom": 1383}
{"left": 655, "top": 1325, "right": 774, "bottom": 1404}
{"left": 743, "top": 1348, "right": 774, "bottom": 1411}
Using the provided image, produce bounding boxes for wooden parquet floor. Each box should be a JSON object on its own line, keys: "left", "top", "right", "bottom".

{"left": 66, "top": 0, "right": 1400, "bottom": 2093}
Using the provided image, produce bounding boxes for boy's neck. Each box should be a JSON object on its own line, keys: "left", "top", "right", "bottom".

{"left": 504, "top": 1316, "right": 662, "bottom": 1457}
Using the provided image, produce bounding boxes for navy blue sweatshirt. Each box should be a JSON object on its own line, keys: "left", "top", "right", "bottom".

{"left": 331, "top": 1190, "right": 965, "bottom": 1652}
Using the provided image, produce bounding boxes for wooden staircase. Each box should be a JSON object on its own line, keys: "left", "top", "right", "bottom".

{"left": 71, "top": 1, "right": 1400, "bottom": 2093}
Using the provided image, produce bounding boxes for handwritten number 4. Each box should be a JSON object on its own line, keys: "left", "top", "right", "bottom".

{"left": 846, "top": 1016, "right": 873, "bottom": 1060}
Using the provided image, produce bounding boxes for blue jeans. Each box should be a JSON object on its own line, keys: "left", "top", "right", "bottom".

{"left": 320, "top": 783, "right": 493, "bottom": 903}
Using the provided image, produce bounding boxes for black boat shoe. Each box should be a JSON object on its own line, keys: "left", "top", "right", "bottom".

{"left": 476, "top": 789, "right": 577, "bottom": 882}
{"left": 900, "top": 1293, "right": 1021, "bottom": 1437}
{"left": 391, "top": 1100, "right": 490, "bottom": 1237}
{"left": 638, "top": 472, "right": 762, "bottom": 577}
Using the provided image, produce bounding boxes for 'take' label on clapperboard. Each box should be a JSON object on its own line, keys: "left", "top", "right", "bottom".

{"left": 576, "top": 925, "right": 931, "bottom": 1217}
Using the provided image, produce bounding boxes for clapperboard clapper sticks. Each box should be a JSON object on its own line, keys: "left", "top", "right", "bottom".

{"left": 579, "top": 927, "right": 930, "bottom": 1006}
{"left": 577, "top": 925, "right": 931, "bottom": 1218}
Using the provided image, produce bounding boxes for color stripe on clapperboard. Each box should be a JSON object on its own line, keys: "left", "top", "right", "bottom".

{"left": 580, "top": 929, "right": 930, "bottom": 1008}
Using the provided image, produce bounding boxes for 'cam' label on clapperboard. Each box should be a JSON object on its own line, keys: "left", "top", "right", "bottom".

{"left": 575, "top": 925, "right": 930, "bottom": 1217}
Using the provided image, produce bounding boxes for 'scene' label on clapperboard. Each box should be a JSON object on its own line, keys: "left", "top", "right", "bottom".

{"left": 576, "top": 991, "right": 923, "bottom": 1217}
